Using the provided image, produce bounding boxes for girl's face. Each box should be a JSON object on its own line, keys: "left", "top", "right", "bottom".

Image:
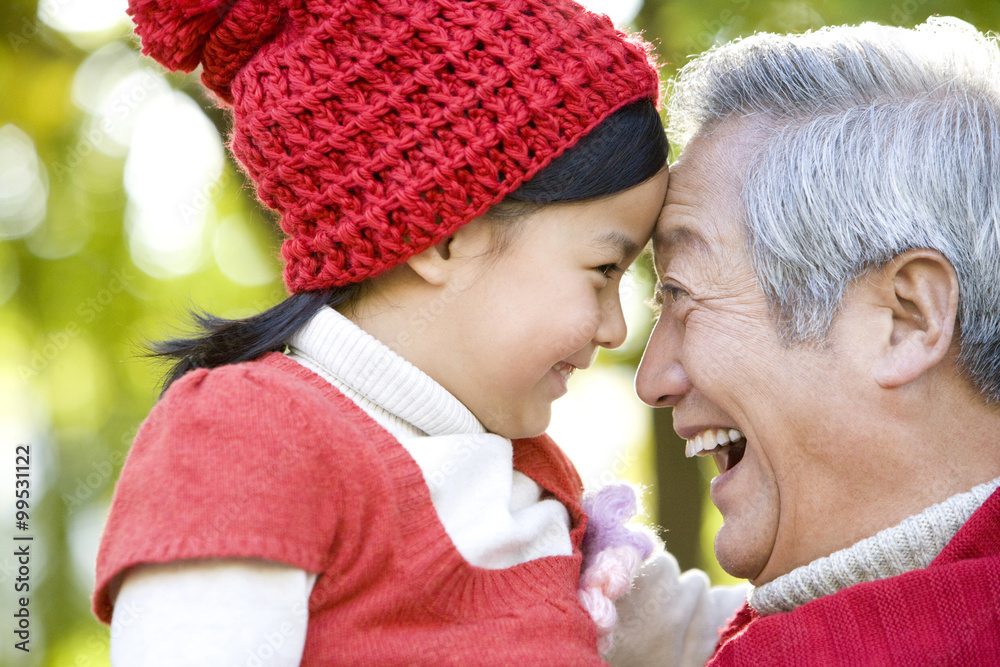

{"left": 431, "top": 169, "right": 670, "bottom": 439}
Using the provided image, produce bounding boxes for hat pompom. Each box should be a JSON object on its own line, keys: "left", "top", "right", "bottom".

{"left": 128, "top": 0, "right": 230, "bottom": 71}
{"left": 128, "top": 0, "right": 285, "bottom": 103}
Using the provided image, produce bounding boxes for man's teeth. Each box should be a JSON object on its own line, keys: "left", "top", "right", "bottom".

{"left": 685, "top": 427, "right": 744, "bottom": 458}
{"left": 555, "top": 363, "right": 575, "bottom": 382}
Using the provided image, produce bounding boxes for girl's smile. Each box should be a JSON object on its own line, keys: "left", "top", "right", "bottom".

{"left": 421, "top": 168, "right": 670, "bottom": 439}
{"left": 352, "top": 167, "right": 670, "bottom": 440}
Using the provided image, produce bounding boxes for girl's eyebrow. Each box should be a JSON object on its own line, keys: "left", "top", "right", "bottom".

{"left": 590, "top": 231, "right": 641, "bottom": 258}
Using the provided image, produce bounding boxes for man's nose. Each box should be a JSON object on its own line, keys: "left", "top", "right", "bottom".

{"left": 635, "top": 316, "right": 691, "bottom": 407}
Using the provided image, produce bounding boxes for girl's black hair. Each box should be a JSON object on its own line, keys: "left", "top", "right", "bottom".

{"left": 154, "top": 286, "right": 359, "bottom": 390}
{"left": 509, "top": 99, "right": 668, "bottom": 203}
{"left": 154, "top": 99, "right": 668, "bottom": 392}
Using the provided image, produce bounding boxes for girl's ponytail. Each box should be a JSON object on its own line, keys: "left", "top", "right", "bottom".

{"left": 154, "top": 285, "right": 357, "bottom": 392}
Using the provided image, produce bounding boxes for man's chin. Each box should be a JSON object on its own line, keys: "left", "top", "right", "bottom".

{"left": 714, "top": 525, "right": 773, "bottom": 583}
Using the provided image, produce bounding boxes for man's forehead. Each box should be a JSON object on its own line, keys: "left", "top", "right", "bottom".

{"left": 652, "top": 152, "right": 719, "bottom": 248}
{"left": 651, "top": 127, "right": 761, "bottom": 270}
{"left": 652, "top": 222, "right": 706, "bottom": 259}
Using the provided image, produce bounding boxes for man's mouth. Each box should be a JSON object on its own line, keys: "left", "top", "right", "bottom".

{"left": 685, "top": 427, "right": 747, "bottom": 473}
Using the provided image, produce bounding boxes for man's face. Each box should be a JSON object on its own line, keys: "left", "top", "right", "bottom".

{"left": 635, "top": 123, "right": 889, "bottom": 584}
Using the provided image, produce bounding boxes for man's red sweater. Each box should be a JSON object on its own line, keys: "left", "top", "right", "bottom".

{"left": 710, "top": 485, "right": 1000, "bottom": 666}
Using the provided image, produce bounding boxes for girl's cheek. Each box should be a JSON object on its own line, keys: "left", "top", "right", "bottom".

{"left": 571, "top": 314, "right": 602, "bottom": 351}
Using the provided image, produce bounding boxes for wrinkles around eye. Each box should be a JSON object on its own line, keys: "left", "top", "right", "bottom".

{"left": 647, "top": 281, "right": 692, "bottom": 321}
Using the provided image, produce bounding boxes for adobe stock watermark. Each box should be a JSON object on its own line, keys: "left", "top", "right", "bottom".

{"left": 180, "top": 166, "right": 233, "bottom": 224}
{"left": 61, "top": 429, "right": 135, "bottom": 514}
{"left": 6, "top": 0, "right": 101, "bottom": 51}
{"left": 51, "top": 70, "right": 163, "bottom": 182}
{"left": 693, "top": 0, "right": 750, "bottom": 50}
{"left": 385, "top": 267, "right": 478, "bottom": 357}
{"left": 19, "top": 267, "right": 136, "bottom": 382}
{"left": 890, "top": 0, "right": 931, "bottom": 25}
{"left": 583, "top": 446, "right": 646, "bottom": 495}
{"left": 237, "top": 605, "right": 308, "bottom": 667}
{"left": 4, "top": 0, "right": 69, "bottom": 53}
{"left": 6, "top": 16, "right": 42, "bottom": 52}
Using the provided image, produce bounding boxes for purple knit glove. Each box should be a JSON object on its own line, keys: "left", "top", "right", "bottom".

{"left": 578, "top": 484, "right": 658, "bottom": 653}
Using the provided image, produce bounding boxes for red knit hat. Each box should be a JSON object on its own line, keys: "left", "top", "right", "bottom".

{"left": 127, "top": 0, "right": 661, "bottom": 291}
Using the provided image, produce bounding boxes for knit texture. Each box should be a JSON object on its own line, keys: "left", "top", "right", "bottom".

{"left": 578, "top": 485, "right": 658, "bottom": 653}
{"left": 710, "top": 484, "right": 1000, "bottom": 666}
{"left": 126, "top": 0, "right": 661, "bottom": 291}
{"left": 286, "top": 306, "right": 576, "bottom": 571}
{"left": 287, "top": 306, "right": 482, "bottom": 437}
{"left": 750, "top": 476, "right": 1000, "bottom": 615}
{"left": 94, "top": 353, "right": 605, "bottom": 665}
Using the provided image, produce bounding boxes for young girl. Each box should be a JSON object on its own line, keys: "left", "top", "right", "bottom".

{"left": 93, "top": 0, "right": 683, "bottom": 663}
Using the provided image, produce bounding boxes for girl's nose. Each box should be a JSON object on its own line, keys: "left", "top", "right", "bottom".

{"left": 635, "top": 317, "right": 691, "bottom": 407}
{"left": 595, "top": 291, "right": 628, "bottom": 350}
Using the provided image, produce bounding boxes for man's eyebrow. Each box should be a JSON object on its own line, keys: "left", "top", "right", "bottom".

{"left": 653, "top": 226, "right": 711, "bottom": 257}
{"left": 590, "top": 230, "right": 642, "bottom": 258}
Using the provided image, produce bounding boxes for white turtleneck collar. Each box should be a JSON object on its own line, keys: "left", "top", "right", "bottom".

{"left": 287, "top": 306, "right": 484, "bottom": 439}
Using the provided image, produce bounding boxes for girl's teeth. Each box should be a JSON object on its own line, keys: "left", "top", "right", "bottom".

{"left": 685, "top": 427, "right": 745, "bottom": 458}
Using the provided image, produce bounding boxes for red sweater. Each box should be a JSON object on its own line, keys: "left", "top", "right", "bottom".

{"left": 94, "top": 353, "right": 605, "bottom": 665}
{"left": 710, "top": 485, "right": 1000, "bottom": 666}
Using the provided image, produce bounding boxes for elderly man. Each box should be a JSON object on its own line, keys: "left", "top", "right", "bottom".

{"left": 616, "top": 16, "right": 1000, "bottom": 667}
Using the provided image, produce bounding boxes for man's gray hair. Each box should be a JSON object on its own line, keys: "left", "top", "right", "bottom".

{"left": 667, "top": 17, "right": 1000, "bottom": 401}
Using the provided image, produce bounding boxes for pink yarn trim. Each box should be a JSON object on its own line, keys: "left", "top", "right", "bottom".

{"left": 578, "top": 484, "right": 659, "bottom": 653}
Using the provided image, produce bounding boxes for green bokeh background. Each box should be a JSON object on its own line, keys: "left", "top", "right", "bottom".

{"left": 2, "top": 1, "right": 999, "bottom": 663}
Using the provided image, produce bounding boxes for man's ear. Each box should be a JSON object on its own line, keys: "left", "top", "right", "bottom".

{"left": 871, "top": 249, "right": 959, "bottom": 389}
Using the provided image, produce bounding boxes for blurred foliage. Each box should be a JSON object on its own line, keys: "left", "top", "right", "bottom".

{"left": 2, "top": 0, "right": 1000, "bottom": 663}
{"left": 641, "top": 0, "right": 1000, "bottom": 79}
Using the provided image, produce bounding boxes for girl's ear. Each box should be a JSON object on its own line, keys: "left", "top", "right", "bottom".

{"left": 406, "top": 236, "right": 454, "bottom": 286}
{"left": 870, "top": 249, "right": 959, "bottom": 389}
{"left": 404, "top": 219, "right": 494, "bottom": 287}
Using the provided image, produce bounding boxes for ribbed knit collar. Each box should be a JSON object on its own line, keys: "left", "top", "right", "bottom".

{"left": 750, "top": 476, "right": 1000, "bottom": 615}
{"left": 287, "top": 306, "right": 484, "bottom": 437}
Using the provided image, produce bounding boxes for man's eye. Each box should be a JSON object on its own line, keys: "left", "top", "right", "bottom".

{"left": 598, "top": 264, "right": 624, "bottom": 278}
{"left": 648, "top": 283, "right": 689, "bottom": 314}
{"left": 660, "top": 284, "right": 688, "bottom": 302}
